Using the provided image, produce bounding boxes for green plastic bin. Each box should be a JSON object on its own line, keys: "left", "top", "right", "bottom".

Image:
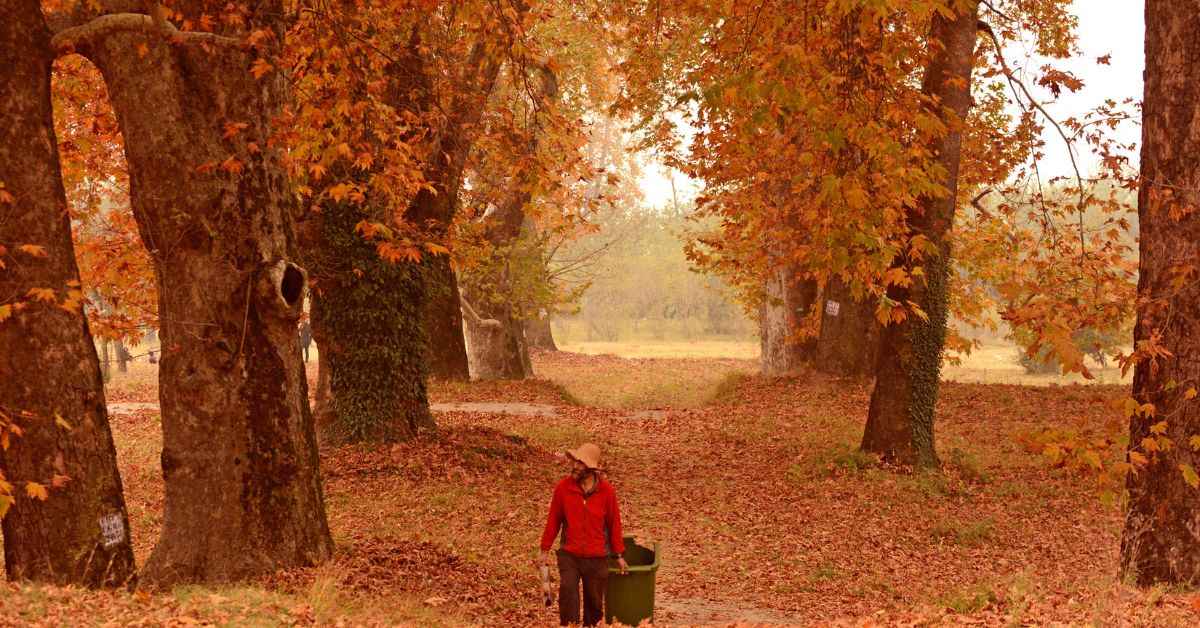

{"left": 606, "top": 536, "right": 659, "bottom": 626}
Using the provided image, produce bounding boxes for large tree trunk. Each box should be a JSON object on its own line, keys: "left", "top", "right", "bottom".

{"left": 526, "top": 313, "right": 558, "bottom": 351}
{"left": 815, "top": 279, "right": 879, "bottom": 378}
{"left": 0, "top": 1, "right": 135, "bottom": 586}
{"left": 1119, "top": 0, "right": 1200, "bottom": 587}
{"left": 462, "top": 294, "right": 531, "bottom": 380}
{"left": 424, "top": 255, "right": 470, "bottom": 381}
{"left": 411, "top": 40, "right": 505, "bottom": 384}
{"left": 59, "top": 4, "right": 333, "bottom": 585}
{"left": 861, "top": 1, "right": 979, "bottom": 466}
{"left": 759, "top": 262, "right": 817, "bottom": 376}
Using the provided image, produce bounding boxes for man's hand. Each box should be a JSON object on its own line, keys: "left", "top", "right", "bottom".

{"left": 617, "top": 557, "right": 629, "bottom": 575}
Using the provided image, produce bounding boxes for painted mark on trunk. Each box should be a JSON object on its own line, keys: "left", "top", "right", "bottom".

{"left": 825, "top": 300, "right": 841, "bottom": 316}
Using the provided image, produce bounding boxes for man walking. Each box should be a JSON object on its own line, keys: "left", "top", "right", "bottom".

{"left": 540, "top": 443, "right": 628, "bottom": 626}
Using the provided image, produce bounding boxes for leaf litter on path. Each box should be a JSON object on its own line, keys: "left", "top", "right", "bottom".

{"left": 7, "top": 351, "right": 1200, "bottom": 626}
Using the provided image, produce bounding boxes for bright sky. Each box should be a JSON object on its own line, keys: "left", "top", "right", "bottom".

{"left": 636, "top": 1, "right": 1146, "bottom": 208}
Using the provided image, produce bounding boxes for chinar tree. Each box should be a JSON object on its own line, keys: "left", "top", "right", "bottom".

{"left": 50, "top": 0, "right": 333, "bottom": 585}
{"left": 1119, "top": 0, "right": 1200, "bottom": 587}
{"left": 0, "top": 0, "right": 135, "bottom": 587}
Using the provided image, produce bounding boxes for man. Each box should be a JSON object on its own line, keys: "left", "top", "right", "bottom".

{"left": 540, "top": 443, "right": 628, "bottom": 626}
{"left": 297, "top": 320, "right": 312, "bottom": 363}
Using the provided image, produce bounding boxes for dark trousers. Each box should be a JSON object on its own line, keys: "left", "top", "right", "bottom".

{"left": 557, "top": 550, "right": 608, "bottom": 626}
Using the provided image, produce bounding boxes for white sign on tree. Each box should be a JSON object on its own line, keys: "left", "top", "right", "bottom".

{"left": 99, "top": 513, "right": 125, "bottom": 548}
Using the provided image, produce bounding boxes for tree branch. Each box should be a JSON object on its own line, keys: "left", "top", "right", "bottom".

{"left": 981, "top": 0, "right": 1014, "bottom": 23}
{"left": 978, "top": 20, "right": 1089, "bottom": 256}
{"left": 50, "top": 12, "right": 240, "bottom": 56}
{"left": 459, "top": 293, "right": 502, "bottom": 330}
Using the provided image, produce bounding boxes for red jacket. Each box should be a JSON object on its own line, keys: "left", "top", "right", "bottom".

{"left": 540, "top": 476, "right": 625, "bottom": 558}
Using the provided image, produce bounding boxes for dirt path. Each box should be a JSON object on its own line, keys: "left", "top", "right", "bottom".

{"left": 107, "top": 402, "right": 160, "bottom": 414}
{"left": 431, "top": 402, "right": 560, "bottom": 417}
{"left": 657, "top": 597, "right": 802, "bottom": 626}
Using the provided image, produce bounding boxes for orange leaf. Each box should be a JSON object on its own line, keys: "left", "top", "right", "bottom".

{"left": 223, "top": 121, "right": 249, "bottom": 139}
{"left": 328, "top": 183, "right": 355, "bottom": 203}
{"left": 25, "top": 482, "right": 48, "bottom": 501}
{"left": 250, "top": 58, "right": 273, "bottom": 80}
{"left": 26, "top": 287, "right": 56, "bottom": 303}
{"left": 17, "top": 244, "right": 47, "bottom": 258}
{"left": 220, "top": 157, "right": 244, "bottom": 175}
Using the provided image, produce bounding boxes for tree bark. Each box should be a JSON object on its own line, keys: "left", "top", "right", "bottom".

{"left": 759, "top": 262, "right": 817, "bottom": 376}
{"left": 0, "top": 0, "right": 135, "bottom": 586}
{"left": 461, "top": 293, "right": 531, "bottom": 380}
{"left": 1119, "top": 0, "right": 1200, "bottom": 587}
{"left": 115, "top": 340, "right": 129, "bottom": 373}
{"left": 60, "top": 3, "right": 333, "bottom": 585}
{"left": 815, "top": 279, "right": 879, "bottom": 378}
{"left": 98, "top": 338, "right": 112, "bottom": 383}
{"left": 526, "top": 313, "right": 558, "bottom": 351}
{"left": 424, "top": 255, "right": 470, "bottom": 380}
{"left": 861, "top": 1, "right": 980, "bottom": 466}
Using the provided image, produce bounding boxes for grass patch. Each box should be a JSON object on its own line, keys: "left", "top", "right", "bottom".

{"left": 505, "top": 422, "right": 591, "bottom": 451}
{"left": 930, "top": 517, "right": 996, "bottom": 547}
{"left": 543, "top": 380, "right": 584, "bottom": 406}
{"left": 809, "top": 562, "right": 843, "bottom": 583}
{"left": 898, "top": 470, "right": 958, "bottom": 498}
{"left": 534, "top": 352, "right": 755, "bottom": 409}
{"left": 789, "top": 444, "right": 880, "bottom": 482}
{"left": 945, "top": 447, "right": 992, "bottom": 484}
{"left": 938, "top": 583, "right": 999, "bottom": 614}
{"left": 705, "top": 371, "right": 752, "bottom": 405}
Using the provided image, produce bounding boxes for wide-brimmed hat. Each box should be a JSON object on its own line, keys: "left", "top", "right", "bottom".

{"left": 566, "top": 443, "right": 602, "bottom": 470}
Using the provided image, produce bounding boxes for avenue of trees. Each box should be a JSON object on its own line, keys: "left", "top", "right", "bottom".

{"left": 1, "top": 0, "right": 1198, "bottom": 592}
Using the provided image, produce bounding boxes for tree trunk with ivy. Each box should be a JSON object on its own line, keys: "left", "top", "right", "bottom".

{"left": 861, "top": 0, "right": 979, "bottom": 466}
{"left": 60, "top": 1, "right": 333, "bottom": 585}
{"left": 815, "top": 280, "right": 879, "bottom": 378}
{"left": 293, "top": 29, "right": 439, "bottom": 442}
{"left": 311, "top": 201, "right": 435, "bottom": 442}
{"left": 0, "top": 0, "right": 135, "bottom": 586}
{"left": 1119, "top": 0, "right": 1200, "bottom": 587}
